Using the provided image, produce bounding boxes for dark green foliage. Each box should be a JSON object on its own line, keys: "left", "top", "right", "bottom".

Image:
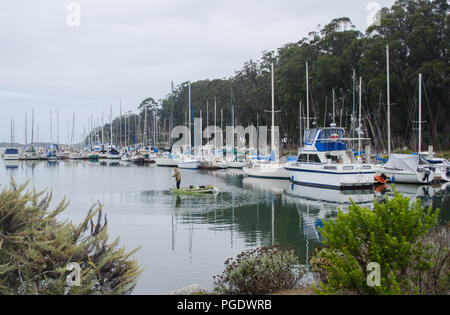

{"left": 310, "top": 191, "right": 448, "bottom": 295}
{"left": 88, "top": 0, "right": 449, "bottom": 151}
{"left": 0, "top": 180, "right": 142, "bottom": 295}
{"left": 213, "top": 245, "right": 304, "bottom": 295}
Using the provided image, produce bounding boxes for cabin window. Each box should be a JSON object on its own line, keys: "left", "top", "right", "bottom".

{"left": 297, "top": 154, "right": 321, "bottom": 163}
{"left": 343, "top": 166, "right": 354, "bottom": 170}
{"left": 323, "top": 166, "right": 337, "bottom": 170}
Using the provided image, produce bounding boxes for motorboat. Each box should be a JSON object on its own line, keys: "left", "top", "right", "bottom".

{"left": 3, "top": 148, "right": 19, "bottom": 160}
{"left": 284, "top": 127, "right": 376, "bottom": 190}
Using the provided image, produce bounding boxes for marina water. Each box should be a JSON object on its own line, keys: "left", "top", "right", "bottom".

{"left": 2, "top": 159, "right": 449, "bottom": 294}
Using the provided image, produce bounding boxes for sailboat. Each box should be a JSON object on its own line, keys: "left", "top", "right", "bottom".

{"left": 4, "top": 118, "right": 19, "bottom": 160}
{"left": 243, "top": 63, "right": 289, "bottom": 180}
{"left": 25, "top": 109, "right": 40, "bottom": 160}
{"left": 380, "top": 73, "right": 436, "bottom": 184}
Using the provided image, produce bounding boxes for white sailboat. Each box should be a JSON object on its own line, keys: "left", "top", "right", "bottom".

{"left": 243, "top": 63, "right": 289, "bottom": 180}
{"left": 380, "top": 74, "right": 436, "bottom": 184}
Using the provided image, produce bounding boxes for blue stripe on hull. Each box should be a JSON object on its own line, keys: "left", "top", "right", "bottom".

{"left": 291, "top": 180, "right": 373, "bottom": 190}
{"left": 247, "top": 175, "right": 290, "bottom": 180}
{"left": 285, "top": 167, "right": 376, "bottom": 175}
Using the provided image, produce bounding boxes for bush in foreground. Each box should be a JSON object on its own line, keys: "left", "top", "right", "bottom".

{"left": 0, "top": 180, "right": 142, "bottom": 295}
{"left": 213, "top": 245, "right": 303, "bottom": 295}
{"left": 310, "top": 191, "right": 449, "bottom": 295}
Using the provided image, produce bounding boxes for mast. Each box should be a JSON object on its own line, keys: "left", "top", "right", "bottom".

{"left": 144, "top": 106, "right": 148, "bottom": 147}
{"left": 31, "top": 108, "right": 34, "bottom": 146}
{"left": 299, "top": 101, "right": 302, "bottom": 147}
{"left": 306, "top": 62, "right": 310, "bottom": 130}
{"left": 214, "top": 97, "right": 217, "bottom": 150}
{"left": 332, "top": 88, "right": 336, "bottom": 125}
{"left": 101, "top": 111, "right": 104, "bottom": 144}
{"left": 119, "top": 99, "right": 122, "bottom": 147}
{"left": 50, "top": 110, "right": 53, "bottom": 145}
{"left": 188, "top": 82, "right": 192, "bottom": 152}
{"left": 271, "top": 63, "right": 275, "bottom": 155}
{"left": 386, "top": 45, "right": 391, "bottom": 156}
{"left": 358, "top": 77, "right": 362, "bottom": 159}
{"left": 231, "top": 86, "right": 234, "bottom": 156}
{"left": 57, "top": 108, "right": 59, "bottom": 146}
{"left": 170, "top": 81, "right": 174, "bottom": 147}
{"left": 25, "top": 112, "right": 27, "bottom": 147}
{"left": 352, "top": 68, "right": 356, "bottom": 139}
{"left": 110, "top": 106, "right": 113, "bottom": 146}
{"left": 418, "top": 73, "right": 422, "bottom": 153}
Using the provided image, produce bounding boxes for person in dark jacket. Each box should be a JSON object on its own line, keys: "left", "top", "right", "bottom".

{"left": 172, "top": 168, "right": 181, "bottom": 189}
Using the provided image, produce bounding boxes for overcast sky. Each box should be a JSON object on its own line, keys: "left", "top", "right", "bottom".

{"left": 0, "top": 0, "right": 395, "bottom": 144}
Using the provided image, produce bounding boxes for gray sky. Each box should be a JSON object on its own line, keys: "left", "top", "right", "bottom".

{"left": 0, "top": 0, "right": 395, "bottom": 144}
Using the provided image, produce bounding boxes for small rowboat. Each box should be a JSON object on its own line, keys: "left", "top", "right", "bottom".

{"left": 170, "top": 185, "right": 219, "bottom": 195}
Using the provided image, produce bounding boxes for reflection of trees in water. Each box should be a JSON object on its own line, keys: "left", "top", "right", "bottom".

{"left": 171, "top": 192, "right": 330, "bottom": 264}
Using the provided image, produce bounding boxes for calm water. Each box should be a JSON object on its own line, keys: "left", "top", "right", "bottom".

{"left": 1, "top": 159, "right": 449, "bottom": 294}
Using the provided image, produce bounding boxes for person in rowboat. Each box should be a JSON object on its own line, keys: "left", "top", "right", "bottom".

{"left": 172, "top": 168, "right": 181, "bottom": 189}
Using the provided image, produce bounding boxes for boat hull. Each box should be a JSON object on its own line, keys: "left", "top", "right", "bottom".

{"left": 156, "top": 158, "right": 179, "bottom": 167}
{"left": 285, "top": 164, "right": 375, "bottom": 190}
{"left": 177, "top": 161, "right": 199, "bottom": 169}
{"left": 243, "top": 164, "right": 290, "bottom": 180}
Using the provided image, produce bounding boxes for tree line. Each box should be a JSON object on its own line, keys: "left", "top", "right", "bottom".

{"left": 89, "top": 0, "right": 449, "bottom": 153}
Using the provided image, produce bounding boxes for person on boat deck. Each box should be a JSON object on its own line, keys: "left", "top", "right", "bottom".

{"left": 172, "top": 168, "right": 181, "bottom": 189}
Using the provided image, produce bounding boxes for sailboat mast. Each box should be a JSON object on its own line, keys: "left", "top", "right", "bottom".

{"left": 25, "top": 112, "right": 27, "bottom": 146}
{"left": 110, "top": 106, "right": 113, "bottom": 146}
{"left": 50, "top": 110, "right": 53, "bottom": 145}
{"left": 188, "top": 83, "right": 192, "bottom": 151}
{"left": 418, "top": 73, "right": 422, "bottom": 153}
{"left": 214, "top": 97, "right": 217, "bottom": 150}
{"left": 332, "top": 88, "right": 336, "bottom": 125}
{"left": 386, "top": 45, "right": 391, "bottom": 156}
{"left": 31, "top": 108, "right": 34, "bottom": 146}
{"left": 271, "top": 63, "right": 275, "bottom": 154}
{"left": 306, "top": 62, "right": 310, "bottom": 130}
{"left": 358, "top": 77, "right": 362, "bottom": 159}
{"left": 299, "top": 101, "right": 302, "bottom": 147}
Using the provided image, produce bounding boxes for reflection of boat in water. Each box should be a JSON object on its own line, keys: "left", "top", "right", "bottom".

{"left": 285, "top": 184, "right": 375, "bottom": 206}
{"left": 385, "top": 183, "right": 436, "bottom": 201}
{"left": 4, "top": 160, "right": 19, "bottom": 169}
{"left": 283, "top": 185, "right": 375, "bottom": 243}
{"left": 242, "top": 177, "right": 290, "bottom": 195}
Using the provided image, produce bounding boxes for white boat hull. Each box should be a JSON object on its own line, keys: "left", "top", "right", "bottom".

{"left": 177, "top": 161, "right": 199, "bottom": 169}
{"left": 156, "top": 158, "right": 179, "bottom": 167}
{"left": 4, "top": 154, "right": 19, "bottom": 160}
{"left": 285, "top": 163, "right": 375, "bottom": 189}
{"left": 226, "top": 161, "right": 246, "bottom": 169}
{"left": 381, "top": 168, "right": 435, "bottom": 184}
{"left": 243, "top": 164, "right": 289, "bottom": 180}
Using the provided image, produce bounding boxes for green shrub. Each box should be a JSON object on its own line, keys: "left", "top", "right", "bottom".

{"left": 213, "top": 245, "right": 303, "bottom": 295}
{"left": 311, "top": 191, "right": 444, "bottom": 295}
{"left": 0, "top": 180, "right": 142, "bottom": 295}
